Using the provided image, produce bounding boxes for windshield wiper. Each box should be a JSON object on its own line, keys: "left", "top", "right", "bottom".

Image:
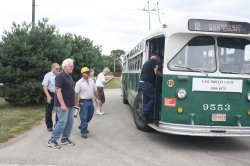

{"left": 238, "top": 72, "right": 250, "bottom": 75}
{"left": 174, "top": 65, "right": 208, "bottom": 76}
{"left": 221, "top": 71, "right": 250, "bottom": 75}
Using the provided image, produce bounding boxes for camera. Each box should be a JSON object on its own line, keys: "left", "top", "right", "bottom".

{"left": 74, "top": 106, "right": 80, "bottom": 118}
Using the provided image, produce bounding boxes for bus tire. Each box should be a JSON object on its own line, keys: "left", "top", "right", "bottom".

{"left": 123, "top": 89, "right": 129, "bottom": 104}
{"left": 133, "top": 91, "right": 151, "bottom": 132}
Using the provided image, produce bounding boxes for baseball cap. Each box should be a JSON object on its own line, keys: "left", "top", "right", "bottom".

{"left": 81, "top": 67, "right": 90, "bottom": 74}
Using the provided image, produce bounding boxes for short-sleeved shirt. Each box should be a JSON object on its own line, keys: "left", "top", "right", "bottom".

{"left": 96, "top": 72, "right": 105, "bottom": 87}
{"left": 140, "top": 58, "right": 157, "bottom": 85}
{"left": 75, "top": 78, "right": 96, "bottom": 99}
{"left": 54, "top": 71, "right": 75, "bottom": 107}
{"left": 41, "top": 71, "right": 56, "bottom": 93}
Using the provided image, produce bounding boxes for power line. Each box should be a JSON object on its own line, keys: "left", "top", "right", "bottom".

{"left": 140, "top": 1, "right": 162, "bottom": 30}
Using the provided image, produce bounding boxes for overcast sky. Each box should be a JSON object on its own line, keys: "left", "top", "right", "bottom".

{"left": 0, "top": 0, "right": 250, "bottom": 55}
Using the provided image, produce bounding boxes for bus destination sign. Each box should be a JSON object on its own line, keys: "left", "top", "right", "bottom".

{"left": 188, "top": 19, "right": 250, "bottom": 34}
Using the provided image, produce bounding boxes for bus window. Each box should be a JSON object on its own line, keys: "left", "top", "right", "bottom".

{"left": 139, "top": 53, "right": 143, "bottom": 69}
{"left": 218, "top": 37, "right": 250, "bottom": 74}
{"left": 137, "top": 59, "right": 140, "bottom": 70}
{"left": 129, "top": 59, "right": 132, "bottom": 70}
{"left": 245, "top": 45, "right": 250, "bottom": 61}
{"left": 148, "top": 37, "right": 165, "bottom": 59}
{"left": 168, "top": 36, "right": 216, "bottom": 72}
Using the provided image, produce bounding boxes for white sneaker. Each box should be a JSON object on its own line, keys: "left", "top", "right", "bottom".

{"left": 96, "top": 111, "right": 104, "bottom": 115}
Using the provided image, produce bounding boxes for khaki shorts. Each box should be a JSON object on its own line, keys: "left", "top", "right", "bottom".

{"left": 97, "top": 87, "right": 105, "bottom": 103}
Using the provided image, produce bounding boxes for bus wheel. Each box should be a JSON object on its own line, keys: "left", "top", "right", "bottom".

{"left": 123, "top": 89, "right": 129, "bottom": 104}
{"left": 133, "top": 91, "right": 151, "bottom": 132}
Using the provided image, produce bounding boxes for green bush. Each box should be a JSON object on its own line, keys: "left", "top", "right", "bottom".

{"left": 0, "top": 18, "right": 102, "bottom": 105}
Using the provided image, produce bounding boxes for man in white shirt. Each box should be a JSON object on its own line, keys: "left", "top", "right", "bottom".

{"left": 95, "top": 67, "right": 115, "bottom": 115}
{"left": 42, "top": 63, "right": 60, "bottom": 132}
{"left": 75, "top": 67, "right": 99, "bottom": 138}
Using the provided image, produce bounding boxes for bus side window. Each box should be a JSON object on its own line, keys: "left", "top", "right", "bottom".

{"left": 244, "top": 45, "right": 250, "bottom": 62}
{"left": 137, "top": 59, "right": 140, "bottom": 70}
{"left": 242, "top": 45, "right": 250, "bottom": 72}
{"left": 129, "top": 60, "right": 132, "bottom": 70}
{"left": 139, "top": 54, "right": 143, "bottom": 69}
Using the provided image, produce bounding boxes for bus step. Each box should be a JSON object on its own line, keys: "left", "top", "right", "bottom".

{"left": 147, "top": 123, "right": 159, "bottom": 131}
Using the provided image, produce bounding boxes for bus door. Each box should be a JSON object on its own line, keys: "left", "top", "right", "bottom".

{"left": 147, "top": 36, "right": 165, "bottom": 123}
{"left": 154, "top": 61, "right": 163, "bottom": 123}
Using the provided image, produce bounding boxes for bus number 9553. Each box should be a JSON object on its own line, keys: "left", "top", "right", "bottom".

{"left": 203, "top": 104, "right": 231, "bottom": 111}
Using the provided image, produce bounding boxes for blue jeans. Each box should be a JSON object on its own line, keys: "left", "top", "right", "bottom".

{"left": 79, "top": 100, "right": 94, "bottom": 134}
{"left": 50, "top": 107, "right": 74, "bottom": 142}
{"left": 139, "top": 82, "right": 156, "bottom": 115}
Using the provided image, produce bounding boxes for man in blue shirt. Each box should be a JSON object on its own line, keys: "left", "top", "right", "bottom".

{"left": 48, "top": 58, "right": 75, "bottom": 149}
{"left": 42, "top": 63, "right": 60, "bottom": 132}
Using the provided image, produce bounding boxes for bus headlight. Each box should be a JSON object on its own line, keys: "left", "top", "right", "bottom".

{"left": 247, "top": 92, "right": 250, "bottom": 101}
{"left": 177, "top": 89, "right": 187, "bottom": 99}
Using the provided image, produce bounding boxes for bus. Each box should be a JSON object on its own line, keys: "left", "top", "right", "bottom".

{"left": 121, "top": 14, "right": 250, "bottom": 136}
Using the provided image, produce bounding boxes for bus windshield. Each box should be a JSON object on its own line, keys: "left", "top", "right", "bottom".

{"left": 218, "top": 37, "right": 250, "bottom": 74}
{"left": 168, "top": 36, "right": 216, "bottom": 72}
{"left": 168, "top": 36, "right": 250, "bottom": 74}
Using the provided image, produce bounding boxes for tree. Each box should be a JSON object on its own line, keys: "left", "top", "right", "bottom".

{"left": 63, "top": 33, "right": 102, "bottom": 80}
{"left": 100, "top": 55, "right": 114, "bottom": 71}
{"left": 110, "top": 49, "right": 125, "bottom": 72}
{"left": 0, "top": 18, "right": 102, "bottom": 105}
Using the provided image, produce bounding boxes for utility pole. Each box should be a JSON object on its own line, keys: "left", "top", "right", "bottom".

{"left": 147, "top": 1, "right": 151, "bottom": 31}
{"left": 32, "top": 0, "right": 35, "bottom": 26}
{"left": 142, "top": 2, "right": 162, "bottom": 31}
{"left": 156, "top": 2, "right": 161, "bottom": 24}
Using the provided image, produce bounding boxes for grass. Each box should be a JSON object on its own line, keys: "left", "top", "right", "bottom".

{"left": 105, "top": 76, "right": 121, "bottom": 89}
{"left": 0, "top": 76, "right": 121, "bottom": 143}
{"left": 0, "top": 98, "right": 44, "bottom": 143}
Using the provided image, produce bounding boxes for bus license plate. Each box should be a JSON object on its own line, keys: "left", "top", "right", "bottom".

{"left": 211, "top": 114, "right": 226, "bottom": 122}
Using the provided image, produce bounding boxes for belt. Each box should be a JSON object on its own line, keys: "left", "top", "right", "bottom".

{"left": 82, "top": 99, "right": 92, "bottom": 101}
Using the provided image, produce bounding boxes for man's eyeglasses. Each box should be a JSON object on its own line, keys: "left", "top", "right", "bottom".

{"left": 56, "top": 68, "right": 60, "bottom": 70}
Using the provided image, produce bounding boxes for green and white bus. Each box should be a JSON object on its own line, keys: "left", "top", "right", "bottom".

{"left": 122, "top": 15, "right": 250, "bottom": 136}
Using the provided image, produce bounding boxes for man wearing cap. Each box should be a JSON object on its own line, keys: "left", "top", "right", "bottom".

{"left": 75, "top": 67, "right": 98, "bottom": 138}
{"left": 139, "top": 51, "right": 163, "bottom": 123}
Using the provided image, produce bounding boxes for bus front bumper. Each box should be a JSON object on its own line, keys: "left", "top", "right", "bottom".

{"left": 148, "top": 121, "right": 250, "bottom": 137}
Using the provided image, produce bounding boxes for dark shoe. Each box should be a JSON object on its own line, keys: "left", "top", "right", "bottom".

{"left": 61, "top": 138, "right": 75, "bottom": 146}
{"left": 47, "top": 128, "right": 53, "bottom": 132}
{"left": 47, "top": 140, "right": 61, "bottom": 149}
{"left": 81, "top": 133, "right": 88, "bottom": 139}
{"left": 78, "top": 126, "right": 89, "bottom": 133}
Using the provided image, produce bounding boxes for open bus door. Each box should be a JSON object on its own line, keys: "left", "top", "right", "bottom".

{"left": 133, "top": 37, "right": 165, "bottom": 132}
{"left": 149, "top": 38, "right": 164, "bottom": 126}
{"left": 153, "top": 61, "right": 163, "bottom": 125}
